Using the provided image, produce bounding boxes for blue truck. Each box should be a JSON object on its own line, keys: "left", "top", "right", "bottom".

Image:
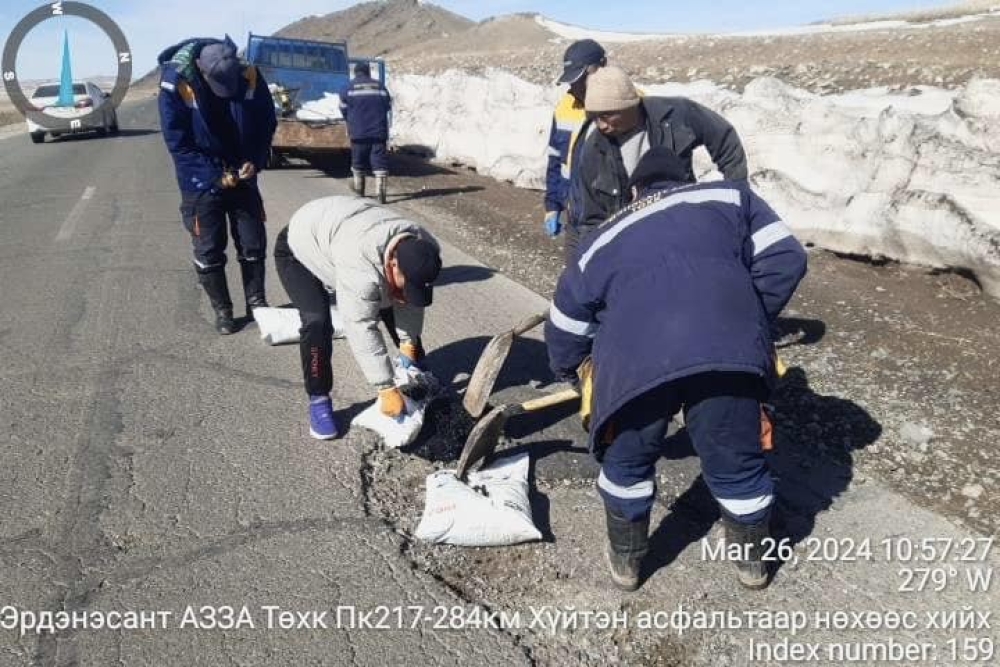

{"left": 245, "top": 33, "right": 385, "bottom": 166}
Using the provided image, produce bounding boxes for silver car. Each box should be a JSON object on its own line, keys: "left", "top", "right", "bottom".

{"left": 26, "top": 81, "right": 119, "bottom": 143}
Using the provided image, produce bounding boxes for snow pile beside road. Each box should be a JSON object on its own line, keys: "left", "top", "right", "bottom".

{"left": 390, "top": 70, "right": 557, "bottom": 188}
{"left": 726, "top": 77, "right": 1000, "bottom": 298}
{"left": 389, "top": 71, "right": 1000, "bottom": 299}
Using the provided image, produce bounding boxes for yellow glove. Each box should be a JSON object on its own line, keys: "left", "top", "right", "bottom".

{"left": 218, "top": 171, "right": 238, "bottom": 189}
{"left": 378, "top": 387, "right": 406, "bottom": 419}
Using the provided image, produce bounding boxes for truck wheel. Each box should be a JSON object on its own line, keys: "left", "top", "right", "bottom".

{"left": 30, "top": 131, "right": 44, "bottom": 144}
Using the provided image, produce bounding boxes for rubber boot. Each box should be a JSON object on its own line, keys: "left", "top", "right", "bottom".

{"left": 374, "top": 171, "right": 388, "bottom": 204}
{"left": 722, "top": 514, "right": 772, "bottom": 590}
{"left": 604, "top": 507, "right": 649, "bottom": 592}
{"left": 240, "top": 259, "right": 268, "bottom": 318}
{"left": 350, "top": 170, "right": 366, "bottom": 196}
{"left": 198, "top": 269, "right": 235, "bottom": 335}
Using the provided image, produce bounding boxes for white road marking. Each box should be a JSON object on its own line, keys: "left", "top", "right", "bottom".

{"left": 55, "top": 186, "right": 96, "bottom": 241}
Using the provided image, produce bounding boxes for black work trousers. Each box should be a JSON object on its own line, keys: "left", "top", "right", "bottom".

{"left": 274, "top": 227, "right": 334, "bottom": 397}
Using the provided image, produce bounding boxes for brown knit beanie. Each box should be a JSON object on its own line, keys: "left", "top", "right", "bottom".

{"left": 585, "top": 66, "right": 640, "bottom": 113}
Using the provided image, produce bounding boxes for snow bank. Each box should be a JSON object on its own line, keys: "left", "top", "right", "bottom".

{"left": 390, "top": 70, "right": 557, "bottom": 188}
{"left": 389, "top": 71, "right": 1000, "bottom": 299}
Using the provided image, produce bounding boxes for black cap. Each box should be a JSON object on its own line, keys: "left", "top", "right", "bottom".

{"left": 558, "top": 39, "right": 606, "bottom": 84}
{"left": 354, "top": 62, "right": 371, "bottom": 78}
{"left": 196, "top": 41, "right": 241, "bottom": 99}
{"left": 395, "top": 237, "right": 442, "bottom": 307}
{"left": 627, "top": 147, "right": 694, "bottom": 195}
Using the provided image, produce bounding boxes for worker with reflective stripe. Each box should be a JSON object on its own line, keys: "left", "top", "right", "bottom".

{"left": 340, "top": 62, "right": 392, "bottom": 200}
{"left": 545, "top": 147, "right": 807, "bottom": 592}
{"left": 541, "top": 39, "right": 606, "bottom": 239}
{"left": 157, "top": 36, "right": 277, "bottom": 335}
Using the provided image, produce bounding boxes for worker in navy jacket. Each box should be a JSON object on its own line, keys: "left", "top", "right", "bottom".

{"left": 339, "top": 62, "right": 392, "bottom": 201}
{"left": 158, "top": 36, "right": 277, "bottom": 334}
{"left": 545, "top": 147, "right": 807, "bottom": 592}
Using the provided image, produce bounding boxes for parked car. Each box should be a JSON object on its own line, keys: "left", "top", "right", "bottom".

{"left": 27, "top": 81, "right": 119, "bottom": 143}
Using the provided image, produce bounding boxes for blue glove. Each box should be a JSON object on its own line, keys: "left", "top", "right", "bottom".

{"left": 544, "top": 211, "right": 562, "bottom": 237}
{"left": 398, "top": 354, "right": 420, "bottom": 370}
{"left": 398, "top": 341, "right": 425, "bottom": 371}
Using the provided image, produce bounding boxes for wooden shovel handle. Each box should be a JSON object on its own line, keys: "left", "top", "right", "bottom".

{"left": 517, "top": 388, "right": 580, "bottom": 413}
{"left": 512, "top": 312, "right": 546, "bottom": 336}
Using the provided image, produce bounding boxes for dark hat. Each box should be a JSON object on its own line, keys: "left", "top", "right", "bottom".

{"left": 395, "top": 237, "right": 442, "bottom": 307}
{"left": 196, "top": 41, "right": 241, "bottom": 98}
{"left": 354, "top": 62, "right": 371, "bottom": 78}
{"left": 628, "top": 147, "right": 694, "bottom": 194}
{"left": 557, "top": 39, "right": 606, "bottom": 84}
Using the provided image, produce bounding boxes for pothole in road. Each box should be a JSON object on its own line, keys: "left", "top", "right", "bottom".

{"left": 357, "top": 397, "right": 698, "bottom": 666}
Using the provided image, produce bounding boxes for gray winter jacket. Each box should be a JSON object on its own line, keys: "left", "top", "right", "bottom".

{"left": 287, "top": 196, "right": 440, "bottom": 388}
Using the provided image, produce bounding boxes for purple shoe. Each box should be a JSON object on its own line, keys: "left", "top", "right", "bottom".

{"left": 308, "top": 395, "right": 339, "bottom": 440}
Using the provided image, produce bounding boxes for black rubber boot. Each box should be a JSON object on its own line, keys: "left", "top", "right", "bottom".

{"left": 722, "top": 514, "right": 772, "bottom": 590}
{"left": 240, "top": 259, "right": 268, "bottom": 318}
{"left": 604, "top": 508, "right": 649, "bottom": 592}
{"left": 374, "top": 173, "right": 387, "bottom": 204}
{"left": 198, "top": 270, "right": 236, "bottom": 335}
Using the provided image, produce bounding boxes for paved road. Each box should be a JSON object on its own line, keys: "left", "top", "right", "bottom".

{"left": 0, "top": 101, "right": 534, "bottom": 665}
{"left": 1, "top": 100, "right": 996, "bottom": 666}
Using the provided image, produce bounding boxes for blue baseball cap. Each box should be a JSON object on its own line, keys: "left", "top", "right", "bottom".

{"left": 558, "top": 39, "right": 606, "bottom": 84}
{"left": 196, "top": 42, "right": 241, "bottom": 99}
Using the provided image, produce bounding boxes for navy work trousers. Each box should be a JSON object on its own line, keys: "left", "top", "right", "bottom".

{"left": 179, "top": 184, "right": 266, "bottom": 273}
{"left": 350, "top": 140, "right": 388, "bottom": 174}
{"left": 597, "top": 372, "right": 773, "bottom": 525}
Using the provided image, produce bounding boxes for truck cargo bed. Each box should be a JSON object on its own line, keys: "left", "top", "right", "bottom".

{"left": 272, "top": 118, "right": 350, "bottom": 151}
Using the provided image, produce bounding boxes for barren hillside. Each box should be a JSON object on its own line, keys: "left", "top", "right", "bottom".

{"left": 274, "top": 0, "right": 473, "bottom": 57}
{"left": 386, "top": 12, "right": 1000, "bottom": 93}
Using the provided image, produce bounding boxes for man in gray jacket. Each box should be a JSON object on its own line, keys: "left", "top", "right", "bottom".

{"left": 565, "top": 66, "right": 748, "bottom": 262}
{"left": 274, "top": 196, "right": 442, "bottom": 439}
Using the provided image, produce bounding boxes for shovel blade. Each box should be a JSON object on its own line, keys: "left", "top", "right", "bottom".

{"left": 462, "top": 331, "right": 514, "bottom": 418}
{"left": 455, "top": 406, "right": 509, "bottom": 480}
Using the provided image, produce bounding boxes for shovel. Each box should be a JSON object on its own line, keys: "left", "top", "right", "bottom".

{"left": 455, "top": 387, "right": 579, "bottom": 480}
{"left": 462, "top": 311, "right": 546, "bottom": 418}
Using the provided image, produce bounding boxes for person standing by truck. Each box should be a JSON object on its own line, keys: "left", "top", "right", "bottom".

{"left": 157, "top": 36, "right": 277, "bottom": 334}
{"left": 339, "top": 62, "right": 392, "bottom": 203}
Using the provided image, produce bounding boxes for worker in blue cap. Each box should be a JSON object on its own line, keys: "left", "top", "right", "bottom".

{"left": 157, "top": 36, "right": 277, "bottom": 334}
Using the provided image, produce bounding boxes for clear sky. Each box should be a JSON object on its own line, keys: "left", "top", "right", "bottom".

{"left": 0, "top": 0, "right": 955, "bottom": 81}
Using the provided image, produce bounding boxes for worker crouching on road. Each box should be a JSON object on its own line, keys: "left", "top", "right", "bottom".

{"left": 545, "top": 147, "right": 807, "bottom": 591}
{"left": 158, "top": 37, "right": 277, "bottom": 334}
{"left": 340, "top": 62, "right": 392, "bottom": 202}
{"left": 274, "top": 196, "right": 442, "bottom": 440}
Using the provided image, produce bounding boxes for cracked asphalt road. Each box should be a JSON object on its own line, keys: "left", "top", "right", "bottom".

{"left": 1, "top": 99, "right": 997, "bottom": 666}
